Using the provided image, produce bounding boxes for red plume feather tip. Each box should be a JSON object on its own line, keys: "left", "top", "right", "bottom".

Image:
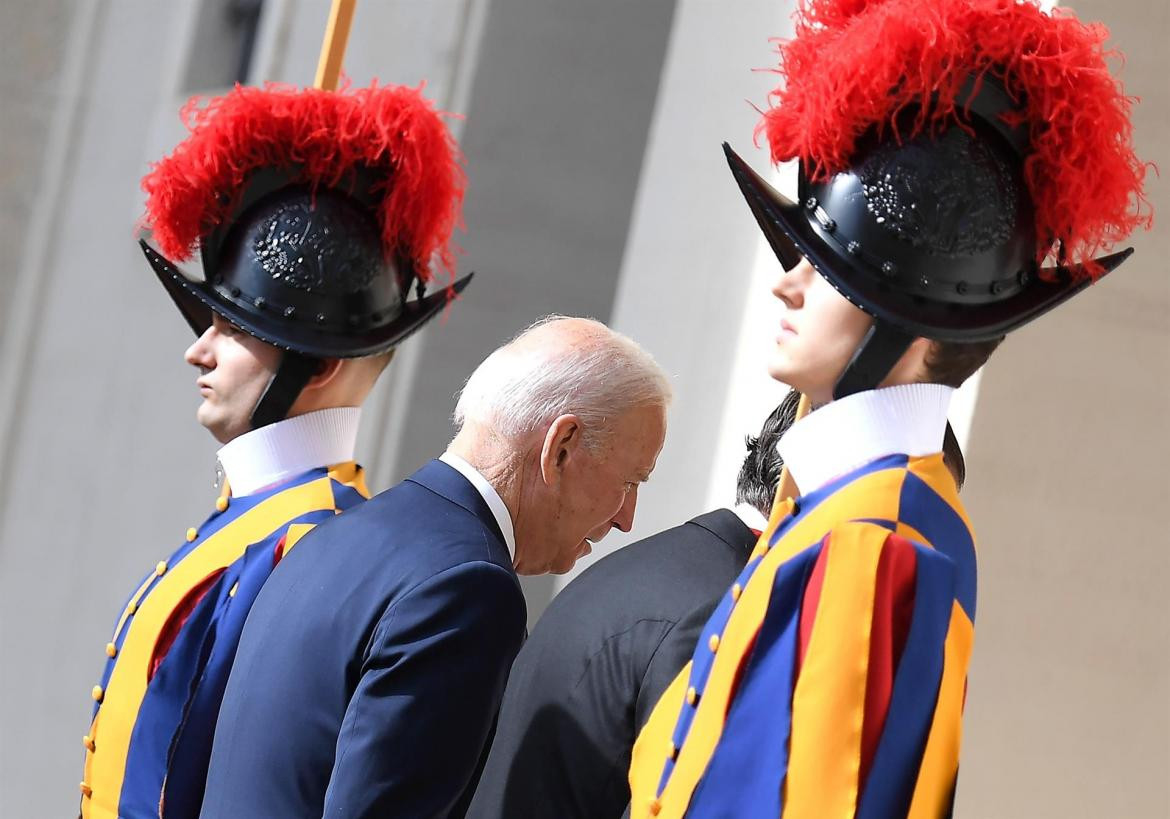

{"left": 757, "top": 0, "right": 1152, "bottom": 277}
{"left": 141, "top": 82, "right": 466, "bottom": 283}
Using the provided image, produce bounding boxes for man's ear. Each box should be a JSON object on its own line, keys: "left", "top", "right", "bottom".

{"left": 539, "top": 414, "right": 583, "bottom": 486}
{"left": 302, "top": 358, "right": 344, "bottom": 392}
{"left": 884, "top": 336, "right": 934, "bottom": 386}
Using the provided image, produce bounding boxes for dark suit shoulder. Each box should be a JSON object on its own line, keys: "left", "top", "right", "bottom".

{"left": 549, "top": 510, "right": 752, "bottom": 628}
{"left": 467, "top": 511, "right": 755, "bottom": 819}
{"left": 278, "top": 475, "right": 510, "bottom": 587}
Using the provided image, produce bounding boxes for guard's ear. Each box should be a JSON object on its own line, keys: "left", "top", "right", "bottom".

{"left": 302, "top": 358, "right": 344, "bottom": 392}
{"left": 886, "top": 336, "right": 934, "bottom": 387}
{"left": 539, "top": 414, "right": 584, "bottom": 485}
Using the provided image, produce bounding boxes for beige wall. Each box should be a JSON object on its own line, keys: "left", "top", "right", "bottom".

{"left": 957, "top": 1, "right": 1170, "bottom": 815}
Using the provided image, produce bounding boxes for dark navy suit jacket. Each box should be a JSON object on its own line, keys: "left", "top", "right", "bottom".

{"left": 199, "top": 459, "right": 526, "bottom": 819}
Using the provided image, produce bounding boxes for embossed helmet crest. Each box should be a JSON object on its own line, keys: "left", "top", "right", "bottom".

{"left": 139, "top": 82, "right": 470, "bottom": 360}
{"left": 724, "top": 0, "right": 1149, "bottom": 398}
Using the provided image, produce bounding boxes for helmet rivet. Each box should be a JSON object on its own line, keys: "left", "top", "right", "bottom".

{"left": 229, "top": 286, "right": 241, "bottom": 297}
{"left": 283, "top": 306, "right": 295, "bottom": 318}
{"left": 1018, "top": 269, "right": 1031, "bottom": 286}
{"left": 881, "top": 261, "right": 897, "bottom": 278}
{"left": 956, "top": 280, "right": 969, "bottom": 295}
{"left": 804, "top": 197, "right": 818, "bottom": 210}
{"left": 991, "top": 280, "right": 1005, "bottom": 295}
{"left": 316, "top": 313, "right": 327, "bottom": 325}
{"left": 847, "top": 241, "right": 861, "bottom": 255}
{"left": 253, "top": 296, "right": 266, "bottom": 309}
{"left": 919, "top": 276, "right": 930, "bottom": 290}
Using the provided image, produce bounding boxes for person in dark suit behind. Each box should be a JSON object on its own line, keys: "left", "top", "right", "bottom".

{"left": 466, "top": 390, "right": 801, "bottom": 819}
{"left": 468, "top": 391, "right": 966, "bottom": 819}
{"left": 198, "top": 316, "right": 672, "bottom": 819}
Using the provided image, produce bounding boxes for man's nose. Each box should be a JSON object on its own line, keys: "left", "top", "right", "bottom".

{"left": 772, "top": 258, "right": 811, "bottom": 308}
{"left": 611, "top": 486, "right": 638, "bottom": 533}
{"left": 185, "top": 326, "right": 216, "bottom": 369}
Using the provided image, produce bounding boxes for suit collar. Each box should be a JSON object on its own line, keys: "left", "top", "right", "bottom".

{"left": 408, "top": 460, "right": 509, "bottom": 549}
{"left": 688, "top": 509, "right": 756, "bottom": 562}
{"left": 438, "top": 452, "right": 516, "bottom": 559}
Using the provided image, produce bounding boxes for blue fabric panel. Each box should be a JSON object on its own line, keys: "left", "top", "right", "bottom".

{"left": 684, "top": 543, "right": 822, "bottom": 818}
{"left": 655, "top": 552, "right": 765, "bottom": 795}
{"left": 897, "top": 473, "right": 977, "bottom": 620}
{"left": 330, "top": 480, "right": 368, "bottom": 513}
{"left": 160, "top": 515, "right": 318, "bottom": 819}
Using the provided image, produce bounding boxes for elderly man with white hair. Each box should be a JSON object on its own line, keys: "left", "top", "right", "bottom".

{"left": 199, "top": 316, "right": 671, "bottom": 819}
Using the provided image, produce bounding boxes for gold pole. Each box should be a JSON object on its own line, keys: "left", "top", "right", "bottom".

{"left": 775, "top": 392, "right": 812, "bottom": 501}
{"left": 313, "top": 0, "right": 358, "bottom": 91}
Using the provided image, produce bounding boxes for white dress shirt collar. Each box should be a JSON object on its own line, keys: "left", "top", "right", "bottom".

{"left": 439, "top": 451, "right": 517, "bottom": 559}
{"left": 777, "top": 383, "right": 954, "bottom": 495}
{"left": 731, "top": 503, "right": 769, "bottom": 533}
{"left": 216, "top": 407, "right": 361, "bottom": 497}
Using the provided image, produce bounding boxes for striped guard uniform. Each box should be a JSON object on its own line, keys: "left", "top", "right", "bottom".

{"left": 629, "top": 385, "right": 976, "bottom": 818}
{"left": 80, "top": 461, "right": 369, "bottom": 819}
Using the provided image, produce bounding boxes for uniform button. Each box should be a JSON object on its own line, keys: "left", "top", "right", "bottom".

{"left": 731, "top": 583, "right": 743, "bottom": 602}
{"left": 186, "top": 527, "right": 198, "bottom": 542}
{"left": 105, "top": 642, "right": 117, "bottom": 658}
{"left": 83, "top": 735, "right": 95, "bottom": 752}
{"left": 215, "top": 496, "right": 229, "bottom": 512}
{"left": 91, "top": 685, "right": 104, "bottom": 703}
{"left": 80, "top": 782, "right": 92, "bottom": 798}
{"left": 126, "top": 601, "right": 138, "bottom": 615}
{"left": 649, "top": 799, "right": 662, "bottom": 816}
{"left": 708, "top": 633, "right": 720, "bottom": 653}
{"left": 686, "top": 686, "right": 697, "bottom": 706}
{"left": 155, "top": 561, "right": 168, "bottom": 576}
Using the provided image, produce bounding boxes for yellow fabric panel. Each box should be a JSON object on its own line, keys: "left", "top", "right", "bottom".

{"left": 907, "top": 454, "right": 975, "bottom": 539}
{"left": 84, "top": 476, "right": 338, "bottom": 819}
{"left": 785, "top": 521, "right": 887, "bottom": 818}
{"left": 281, "top": 523, "right": 318, "bottom": 557}
{"left": 628, "top": 662, "right": 693, "bottom": 818}
{"left": 751, "top": 497, "right": 795, "bottom": 561}
{"left": 895, "top": 521, "right": 929, "bottom": 546}
{"left": 327, "top": 461, "right": 368, "bottom": 496}
{"left": 907, "top": 602, "right": 974, "bottom": 819}
{"left": 635, "top": 467, "right": 908, "bottom": 817}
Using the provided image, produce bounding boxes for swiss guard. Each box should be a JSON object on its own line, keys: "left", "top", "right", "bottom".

{"left": 79, "top": 81, "right": 467, "bottom": 819}
{"left": 629, "top": 0, "right": 1149, "bottom": 816}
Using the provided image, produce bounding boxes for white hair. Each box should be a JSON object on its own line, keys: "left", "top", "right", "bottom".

{"left": 453, "top": 316, "right": 672, "bottom": 449}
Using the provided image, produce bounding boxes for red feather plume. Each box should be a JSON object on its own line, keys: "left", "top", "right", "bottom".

{"left": 141, "top": 81, "right": 465, "bottom": 283}
{"left": 758, "top": 0, "right": 1152, "bottom": 276}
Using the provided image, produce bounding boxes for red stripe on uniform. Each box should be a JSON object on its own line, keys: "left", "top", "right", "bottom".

{"left": 795, "top": 535, "right": 831, "bottom": 675}
{"left": 859, "top": 533, "right": 917, "bottom": 790}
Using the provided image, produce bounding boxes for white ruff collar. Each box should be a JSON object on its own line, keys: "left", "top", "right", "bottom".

{"left": 777, "top": 383, "right": 954, "bottom": 494}
{"left": 216, "top": 407, "right": 361, "bottom": 496}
